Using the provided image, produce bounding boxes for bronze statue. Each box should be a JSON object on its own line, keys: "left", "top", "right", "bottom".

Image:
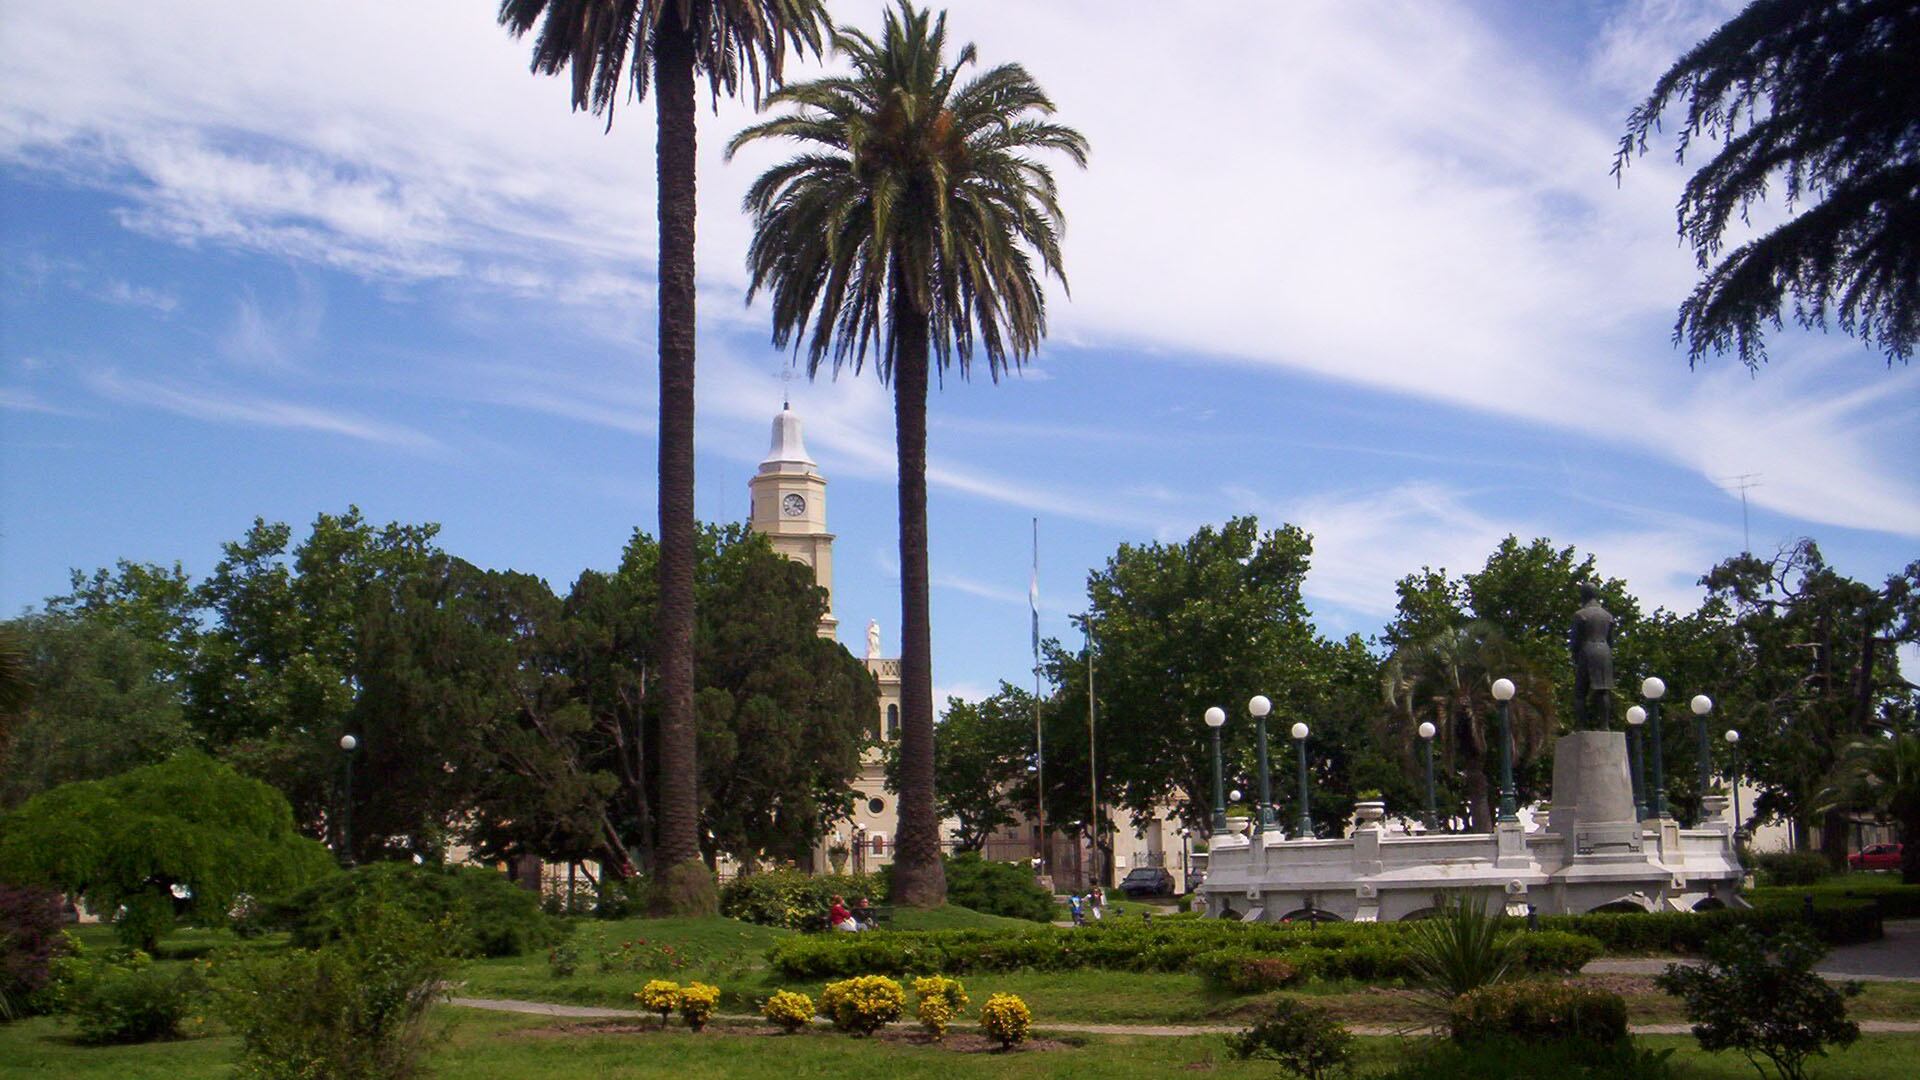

{"left": 1569, "top": 583, "right": 1615, "bottom": 729}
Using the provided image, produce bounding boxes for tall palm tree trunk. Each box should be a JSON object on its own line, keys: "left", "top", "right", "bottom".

{"left": 652, "top": 17, "right": 705, "bottom": 895}
{"left": 890, "top": 290, "right": 946, "bottom": 907}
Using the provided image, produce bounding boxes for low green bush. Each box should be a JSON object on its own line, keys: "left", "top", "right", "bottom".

{"left": 1753, "top": 851, "right": 1832, "bottom": 887}
{"left": 269, "top": 862, "right": 564, "bottom": 958}
{"left": 214, "top": 897, "right": 457, "bottom": 1080}
{"left": 1225, "top": 998, "right": 1354, "bottom": 1080}
{"left": 1656, "top": 925, "right": 1860, "bottom": 1080}
{"left": 934, "top": 853, "right": 1053, "bottom": 922}
{"left": 1450, "top": 980, "right": 1630, "bottom": 1046}
{"left": 1373, "top": 1035, "right": 1673, "bottom": 1080}
{"left": 51, "top": 941, "right": 206, "bottom": 1045}
{"left": 1542, "top": 898, "right": 1879, "bottom": 953}
{"left": 1748, "top": 881, "right": 1920, "bottom": 919}
{"left": 1, "top": 883, "right": 69, "bottom": 1021}
{"left": 718, "top": 870, "right": 886, "bottom": 930}
{"left": 1506, "top": 930, "right": 1605, "bottom": 973}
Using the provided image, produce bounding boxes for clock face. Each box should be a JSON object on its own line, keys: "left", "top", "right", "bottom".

{"left": 781, "top": 493, "right": 807, "bottom": 518}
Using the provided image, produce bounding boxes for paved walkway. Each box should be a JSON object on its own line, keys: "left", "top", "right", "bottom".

{"left": 1583, "top": 919, "right": 1920, "bottom": 984}
{"left": 445, "top": 997, "right": 1920, "bottom": 1038}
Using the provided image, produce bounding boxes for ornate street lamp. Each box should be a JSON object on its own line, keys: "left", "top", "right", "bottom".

{"left": 1642, "top": 677, "right": 1668, "bottom": 818}
{"left": 1491, "top": 678, "right": 1518, "bottom": 823}
{"left": 1417, "top": 721, "right": 1439, "bottom": 832}
{"left": 1290, "top": 722, "right": 1313, "bottom": 838}
{"left": 1178, "top": 826, "right": 1192, "bottom": 891}
{"left": 338, "top": 734, "right": 359, "bottom": 867}
{"left": 1625, "top": 706, "right": 1648, "bottom": 821}
{"left": 1691, "top": 694, "right": 1715, "bottom": 817}
{"left": 1724, "top": 728, "right": 1744, "bottom": 843}
{"left": 1249, "top": 695, "right": 1277, "bottom": 833}
{"left": 1205, "top": 707, "right": 1228, "bottom": 834}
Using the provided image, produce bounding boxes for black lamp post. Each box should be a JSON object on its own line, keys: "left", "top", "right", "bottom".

{"left": 1492, "top": 678, "right": 1518, "bottom": 823}
{"left": 1691, "top": 695, "right": 1714, "bottom": 817}
{"left": 1290, "top": 722, "right": 1312, "bottom": 838}
{"left": 1626, "top": 705, "right": 1648, "bottom": 821}
{"left": 1249, "top": 695, "right": 1277, "bottom": 833}
{"left": 338, "top": 733, "right": 359, "bottom": 867}
{"left": 1724, "top": 728, "right": 1743, "bottom": 844}
{"left": 1178, "top": 826, "right": 1191, "bottom": 891}
{"left": 1205, "top": 707, "right": 1228, "bottom": 834}
{"left": 1642, "top": 677, "right": 1668, "bottom": 819}
{"left": 1417, "top": 721, "right": 1438, "bottom": 832}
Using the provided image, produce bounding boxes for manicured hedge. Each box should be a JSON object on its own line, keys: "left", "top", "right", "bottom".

{"left": 767, "top": 898, "right": 1879, "bottom": 982}
{"left": 718, "top": 870, "right": 887, "bottom": 930}
{"left": 1747, "top": 881, "right": 1920, "bottom": 919}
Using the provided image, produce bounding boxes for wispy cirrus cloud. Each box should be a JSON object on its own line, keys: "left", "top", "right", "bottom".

{"left": 83, "top": 370, "right": 439, "bottom": 451}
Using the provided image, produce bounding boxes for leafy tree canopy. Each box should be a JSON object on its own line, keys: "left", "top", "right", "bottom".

{"left": 1617, "top": 0, "right": 1920, "bottom": 368}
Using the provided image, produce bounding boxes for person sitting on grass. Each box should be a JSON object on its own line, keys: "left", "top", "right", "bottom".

{"left": 829, "top": 895, "right": 857, "bottom": 932}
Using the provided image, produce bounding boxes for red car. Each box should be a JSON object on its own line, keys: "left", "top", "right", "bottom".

{"left": 1848, "top": 843, "right": 1903, "bottom": 871}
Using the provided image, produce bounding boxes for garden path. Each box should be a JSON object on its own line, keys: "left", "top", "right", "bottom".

{"left": 1582, "top": 919, "right": 1920, "bottom": 983}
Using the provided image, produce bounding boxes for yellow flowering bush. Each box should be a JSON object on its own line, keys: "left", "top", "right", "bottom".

{"left": 979, "top": 992, "right": 1032, "bottom": 1049}
{"left": 635, "top": 979, "right": 680, "bottom": 1027}
{"left": 913, "top": 975, "right": 969, "bottom": 1040}
{"left": 677, "top": 981, "right": 720, "bottom": 1031}
{"left": 817, "top": 975, "right": 904, "bottom": 1036}
{"left": 762, "top": 989, "right": 815, "bottom": 1034}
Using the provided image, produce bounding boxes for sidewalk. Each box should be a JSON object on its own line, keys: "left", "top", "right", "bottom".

{"left": 1583, "top": 919, "right": 1920, "bottom": 984}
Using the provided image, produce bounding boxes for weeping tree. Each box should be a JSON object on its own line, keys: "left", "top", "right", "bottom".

{"left": 1615, "top": 0, "right": 1919, "bottom": 368}
{"left": 728, "top": 0, "right": 1088, "bottom": 905}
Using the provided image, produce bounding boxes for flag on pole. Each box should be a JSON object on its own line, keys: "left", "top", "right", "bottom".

{"left": 1030, "top": 519, "right": 1041, "bottom": 660}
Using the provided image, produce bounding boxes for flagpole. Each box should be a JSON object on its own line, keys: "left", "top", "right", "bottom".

{"left": 1031, "top": 518, "right": 1046, "bottom": 883}
{"left": 1087, "top": 616, "right": 1099, "bottom": 891}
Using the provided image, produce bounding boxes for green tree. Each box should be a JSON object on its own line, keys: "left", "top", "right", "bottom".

{"left": 1615, "top": 0, "right": 1919, "bottom": 368}
{"left": 498, "top": 0, "right": 829, "bottom": 913}
{"left": 1821, "top": 727, "right": 1920, "bottom": 883}
{"left": 0, "top": 754, "right": 335, "bottom": 949}
{"left": 888, "top": 685, "right": 1038, "bottom": 853}
{"left": 729, "top": 0, "right": 1087, "bottom": 905}
{"left": 0, "top": 615, "right": 194, "bottom": 809}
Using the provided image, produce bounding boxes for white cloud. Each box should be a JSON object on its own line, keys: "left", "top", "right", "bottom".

{"left": 83, "top": 370, "right": 440, "bottom": 451}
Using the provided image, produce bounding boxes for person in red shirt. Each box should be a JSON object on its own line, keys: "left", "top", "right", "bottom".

{"left": 828, "top": 895, "right": 856, "bottom": 932}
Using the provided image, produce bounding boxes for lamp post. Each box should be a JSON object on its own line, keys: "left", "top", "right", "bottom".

{"left": 1625, "top": 706, "right": 1648, "bottom": 821}
{"left": 1290, "top": 722, "right": 1312, "bottom": 838}
{"left": 1691, "top": 694, "right": 1714, "bottom": 819}
{"left": 338, "top": 734, "right": 359, "bottom": 867}
{"left": 1642, "top": 677, "right": 1668, "bottom": 819}
{"left": 1491, "top": 678, "right": 1518, "bottom": 823}
{"left": 1205, "top": 707, "right": 1228, "bottom": 834}
{"left": 1417, "top": 721, "right": 1438, "bottom": 832}
{"left": 1724, "top": 728, "right": 1743, "bottom": 843}
{"left": 1249, "top": 695, "right": 1276, "bottom": 833}
{"left": 1179, "top": 826, "right": 1191, "bottom": 891}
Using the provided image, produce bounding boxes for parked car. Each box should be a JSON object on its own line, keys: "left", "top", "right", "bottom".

{"left": 1848, "top": 842, "right": 1903, "bottom": 871}
{"left": 1118, "top": 866, "right": 1175, "bottom": 899}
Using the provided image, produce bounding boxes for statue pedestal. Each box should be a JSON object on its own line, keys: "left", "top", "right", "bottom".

{"left": 1548, "top": 731, "right": 1643, "bottom": 859}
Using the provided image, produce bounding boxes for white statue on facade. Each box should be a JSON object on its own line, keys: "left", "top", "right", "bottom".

{"left": 866, "top": 619, "right": 882, "bottom": 659}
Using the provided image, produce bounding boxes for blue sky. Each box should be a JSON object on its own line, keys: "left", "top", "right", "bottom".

{"left": 3, "top": 0, "right": 1915, "bottom": 706}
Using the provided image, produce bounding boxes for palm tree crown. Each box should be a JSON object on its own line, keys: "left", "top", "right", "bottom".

{"left": 730, "top": 0, "right": 1085, "bottom": 905}
{"left": 727, "top": 0, "right": 1087, "bottom": 380}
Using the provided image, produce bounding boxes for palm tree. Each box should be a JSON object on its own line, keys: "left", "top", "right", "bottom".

{"left": 497, "top": 0, "right": 826, "bottom": 908}
{"left": 727, "top": 1, "right": 1087, "bottom": 905}
{"left": 1383, "top": 622, "right": 1554, "bottom": 831}
{"left": 1820, "top": 726, "right": 1920, "bottom": 883}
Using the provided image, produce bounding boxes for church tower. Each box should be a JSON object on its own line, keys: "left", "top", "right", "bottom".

{"left": 747, "top": 405, "right": 837, "bottom": 638}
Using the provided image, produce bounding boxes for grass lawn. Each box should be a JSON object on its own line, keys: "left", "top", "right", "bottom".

{"left": 5, "top": 1008, "right": 1919, "bottom": 1080}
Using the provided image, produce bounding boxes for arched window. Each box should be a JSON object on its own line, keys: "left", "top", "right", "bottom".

{"left": 886, "top": 704, "right": 900, "bottom": 741}
{"left": 871, "top": 833, "right": 887, "bottom": 856}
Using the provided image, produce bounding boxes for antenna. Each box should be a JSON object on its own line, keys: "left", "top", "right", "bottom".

{"left": 781, "top": 357, "right": 797, "bottom": 409}
{"left": 1723, "top": 474, "right": 1762, "bottom": 554}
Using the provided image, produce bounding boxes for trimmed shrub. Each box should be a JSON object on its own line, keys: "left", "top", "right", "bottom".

{"left": 547, "top": 939, "right": 580, "bottom": 978}
{"left": 762, "top": 989, "right": 814, "bottom": 1033}
{"left": 978, "top": 992, "right": 1032, "bottom": 1049}
{"left": 1507, "top": 930, "right": 1605, "bottom": 974}
{"left": 1374, "top": 1035, "right": 1673, "bottom": 1080}
{"left": 678, "top": 981, "right": 719, "bottom": 1031}
{"left": 1225, "top": 998, "right": 1354, "bottom": 1080}
{"left": 54, "top": 943, "right": 206, "bottom": 1045}
{"left": 636, "top": 979, "right": 679, "bottom": 1027}
{"left": 1, "top": 884, "right": 69, "bottom": 1021}
{"left": 214, "top": 899, "right": 456, "bottom": 1080}
{"left": 1656, "top": 925, "right": 1860, "bottom": 1080}
{"left": 719, "top": 870, "right": 887, "bottom": 930}
{"left": 1450, "top": 980, "right": 1630, "bottom": 1046}
{"left": 1748, "top": 881, "right": 1920, "bottom": 919}
{"left": 1193, "top": 949, "right": 1302, "bottom": 992}
{"left": 271, "top": 862, "right": 564, "bottom": 958}
{"left": 818, "top": 975, "right": 904, "bottom": 1036}
{"left": 1753, "top": 852, "right": 1831, "bottom": 887}
{"left": 913, "top": 975, "right": 968, "bottom": 1039}
{"left": 936, "top": 853, "right": 1054, "bottom": 923}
